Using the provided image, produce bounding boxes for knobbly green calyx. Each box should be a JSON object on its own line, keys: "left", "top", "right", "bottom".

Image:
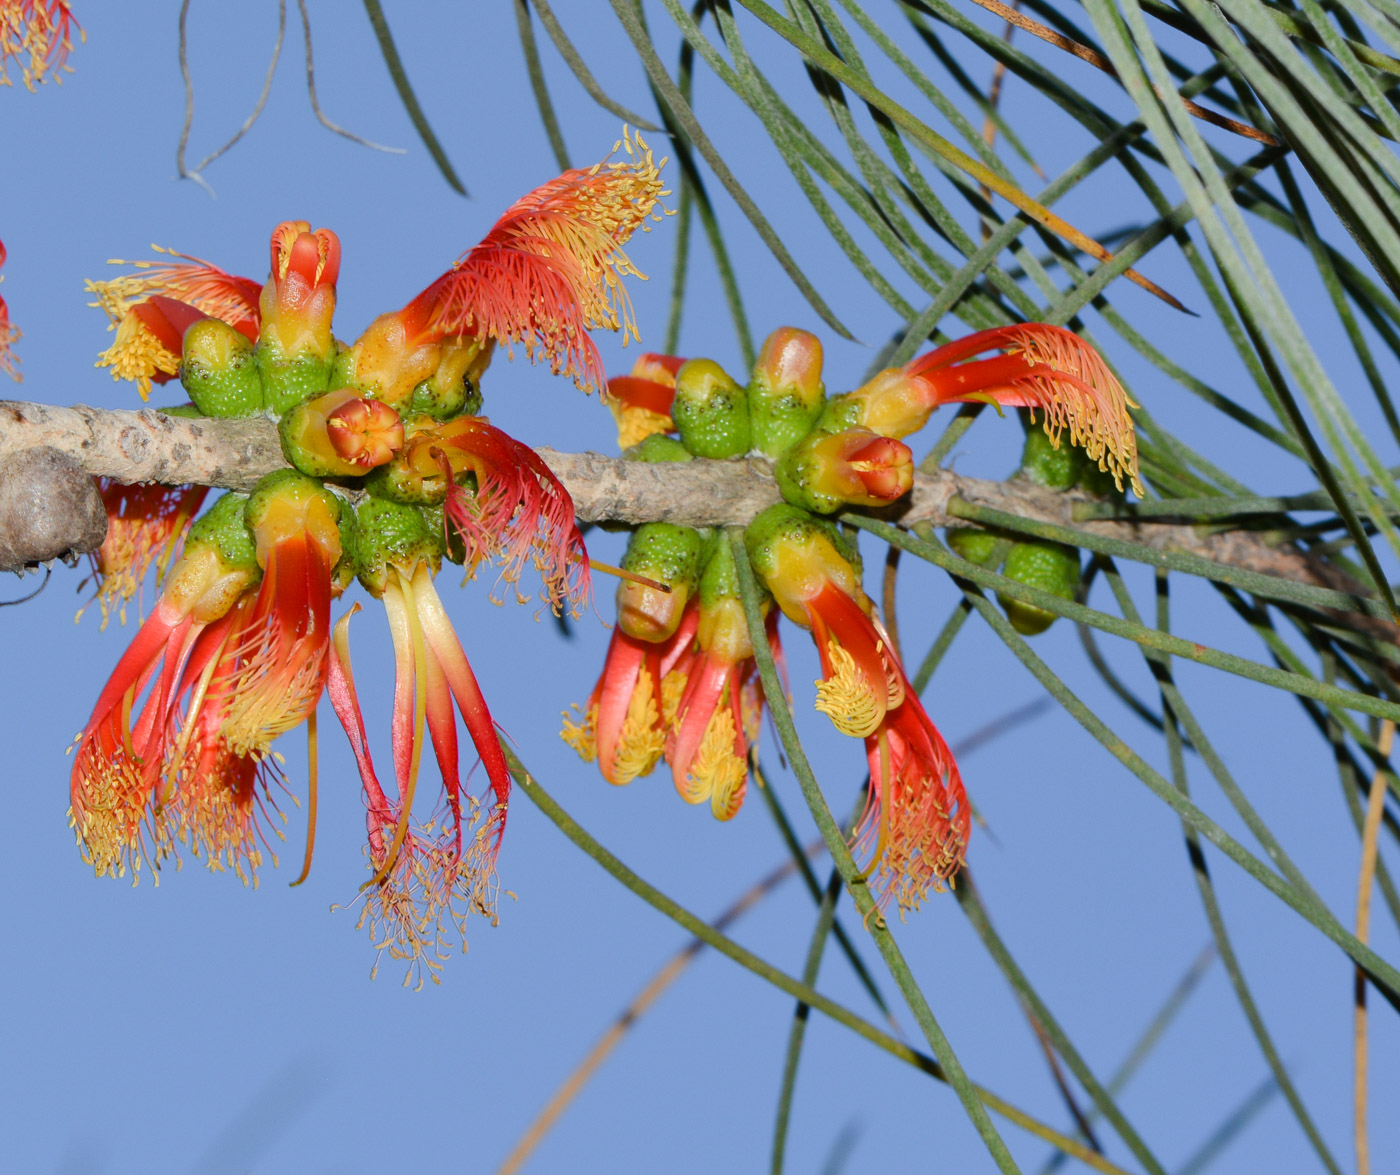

{"left": 255, "top": 332, "right": 335, "bottom": 416}
{"left": 186, "top": 491, "right": 258, "bottom": 572}
{"left": 672, "top": 358, "right": 751, "bottom": 459}
{"left": 1019, "top": 418, "right": 1088, "bottom": 489}
{"left": 998, "top": 539, "right": 1080, "bottom": 635}
{"left": 351, "top": 497, "right": 445, "bottom": 596}
{"left": 624, "top": 434, "right": 694, "bottom": 463}
{"left": 748, "top": 327, "right": 825, "bottom": 457}
{"left": 180, "top": 318, "right": 264, "bottom": 418}
{"left": 946, "top": 527, "right": 1004, "bottom": 568}
{"left": 618, "top": 522, "right": 706, "bottom": 641}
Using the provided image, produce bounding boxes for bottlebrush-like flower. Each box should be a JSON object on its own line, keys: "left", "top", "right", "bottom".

{"left": 329, "top": 499, "right": 514, "bottom": 988}
{"left": 665, "top": 541, "right": 777, "bottom": 821}
{"left": 829, "top": 324, "right": 1141, "bottom": 494}
{"left": 348, "top": 131, "right": 668, "bottom": 405}
{"left": 69, "top": 493, "right": 262, "bottom": 881}
{"left": 396, "top": 415, "right": 590, "bottom": 614}
{"left": 80, "top": 480, "right": 209, "bottom": 628}
{"left": 607, "top": 351, "right": 684, "bottom": 448}
{"left": 562, "top": 607, "right": 699, "bottom": 786}
{"left": 0, "top": 0, "right": 79, "bottom": 89}
{"left": 88, "top": 247, "right": 262, "bottom": 400}
{"left": 215, "top": 471, "right": 341, "bottom": 759}
{"left": 746, "top": 503, "right": 970, "bottom": 904}
{"left": 859, "top": 689, "right": 970, "bottom": 914}
{"left": 0, "top": 238, "right": 19, "bottom": 380}
{"left": 746, "top": 505, "right": 901, "bottom": 739}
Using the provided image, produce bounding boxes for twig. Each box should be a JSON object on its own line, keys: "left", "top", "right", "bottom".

{"left": 297, "top": 0, "right": 403, "bottom": 154}
{"left": 0, "top": 399, "right": 1385, "bottom": 634}
{"left": 177, "top": 0, "right": 288, "bottom": 193}
{"left": 1354, "top": 717, "right": 1395, "bottom": 1175}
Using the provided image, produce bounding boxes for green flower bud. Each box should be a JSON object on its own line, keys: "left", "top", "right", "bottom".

{"left": 624, "top": 434, "right": 694, "bottom": 463}
{"left": 1019, "top": 416, "right": 1087, "bottom": 489}
{"left": 180, "top": 318, "right": 264, "bottom": 418}
{"left": 255, "top": 333, "right": 335, "bottom": 416}
{"left": 672, "top": 358, "right": 751, "bottom": 459}
{"left": 744, "top": 503, "right": 861, "bottom": 626}
{"left": 618, "top": 522, "right": 706, "bottom": 642}
{"left": 774, "top": 427, "right": 913, "bottom": 514}
{"left": 946, "top": 527, "right": 1004, "bottom": 568}
{"left": 186, "top": 490, "right": 258, "bottom": 574}
{"left": 748, "top": 327, "right": 825, "bottom": 457}
{"left": 998, "top": 540, "right": 1080, "bottom": 636}
{"left": 352, "top": 496, "right": 445, "bottom": 597}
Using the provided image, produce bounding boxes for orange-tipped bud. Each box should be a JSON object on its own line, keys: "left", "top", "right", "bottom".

{"left": 347, "top": 310, "right": 443, "bottom": 409}
{"left": 749, "top": 326, "right": 826, "bottom": 456}
{"left": 326, "top": 395, "right": 405, "bottom": 468}
{"left": 775, "top": 427, "right": 913, "bottom": 514}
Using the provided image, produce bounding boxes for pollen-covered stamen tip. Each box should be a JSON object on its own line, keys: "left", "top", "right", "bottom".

{"left": 326, "top": 397, "right": 405, "bottom": 468}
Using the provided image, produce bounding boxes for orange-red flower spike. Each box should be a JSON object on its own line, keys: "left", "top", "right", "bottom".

{"left": 350, "top": 131, "right": 667, "bottom": 404}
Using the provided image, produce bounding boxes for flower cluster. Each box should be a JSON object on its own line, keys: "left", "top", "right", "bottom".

{"left": 568, "top": 323, "right": 1137, "bottom": 914}
{"left": 71, "top": 134, "right": 668, "bottom": 986}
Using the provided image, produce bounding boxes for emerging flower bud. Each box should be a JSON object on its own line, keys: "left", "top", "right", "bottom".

{"left": 279, "top": 388, "right": 403, "bottom": 479}
{"left": 819, "top": 367, "right": 931, "bottom": 440}
{"left": 616, "top": 522, "right": 708, "bottom": 643}
{"left": 672, "top": 358, "right": 751, "bottom": 459}
{"left": 997, "top": 539, "right": 1080, "bottom": 636}
{"left": 775, "top": 427, "right": 913, "bottom": 514}
{"left": 255, "top": 222, "right": 341, "bottom": 413}
{"left": 407, "top": 335, "right": 492, "bottom": 420}
{"left": 748, "top": 326, "right": 825, "bottom": 457}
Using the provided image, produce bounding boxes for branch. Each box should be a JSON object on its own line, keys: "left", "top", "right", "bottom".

{"left": 0, "top": 399, "right": 1381, "bottom": 634}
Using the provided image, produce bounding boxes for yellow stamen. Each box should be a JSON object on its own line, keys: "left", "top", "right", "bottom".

{"left": 687, "top": 707, "right": 747, "bottom": 821}
{"left": 611, "top": 668, "right": 664, "bottom": 784}
{"left": 814, "top": 642, "right": 881, "bottom": 738}
{"left": 93, "top": 311, "right": 178, "bottom": 401}
{"left": 612, "top": 404, "right": 672, "bottom": 448}
{"left": 560, "top": 703, "right": 598, "bottom": 762}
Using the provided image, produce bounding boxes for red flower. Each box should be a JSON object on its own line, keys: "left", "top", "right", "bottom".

{"left": 327, "top": 565, "right": 512, "bottom": 989}
{"left": 349, "top": 132, "right": 668, "bottom": 405}
{"left": 562, "top": 606, "right": 698, "bottom": 786}
{"left": 606, "top": 351, "right": 684, "bottom": 448}
{"left": 88, "top": 248, "right": 262, "bottom": 399}
{"left": 850, "top": 324, "right": 1141, "bottom": 494}
{"left": 80, "top": 481, "right": 209, "bottom": 628}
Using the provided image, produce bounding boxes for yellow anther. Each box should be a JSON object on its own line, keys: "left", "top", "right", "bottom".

{"left": 814, "top": 642, "right": 882, "bottom": 738}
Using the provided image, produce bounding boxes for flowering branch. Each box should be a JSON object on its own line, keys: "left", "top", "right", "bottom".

{"left": 0, "top": 396, "right": 1383, "bottom": 629}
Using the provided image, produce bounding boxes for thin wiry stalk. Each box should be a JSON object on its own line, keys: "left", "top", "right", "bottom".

{"left": 297, "top": 0, "right": 403, "bottom": 154}
{"left": 177, "top": 0, "right": 287, "bottom": 194}
{"left": 502, "top": 744, "right": 1136, "bottom": 1174}
{"left": 728, "top": 531, "right": 1023, "bottom": 1172}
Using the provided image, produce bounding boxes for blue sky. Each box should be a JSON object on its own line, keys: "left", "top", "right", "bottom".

{"left": 2, "top": 3, "right": 1395, "bottom": 1172}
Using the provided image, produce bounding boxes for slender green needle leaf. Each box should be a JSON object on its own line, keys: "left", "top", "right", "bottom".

{"left": 361, "top": 0, "right": 466, "bottom": 194}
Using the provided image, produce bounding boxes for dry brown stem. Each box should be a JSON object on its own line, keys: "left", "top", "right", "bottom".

{"left": 0, "top": 399, "right": 1381, "bottom": 627}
